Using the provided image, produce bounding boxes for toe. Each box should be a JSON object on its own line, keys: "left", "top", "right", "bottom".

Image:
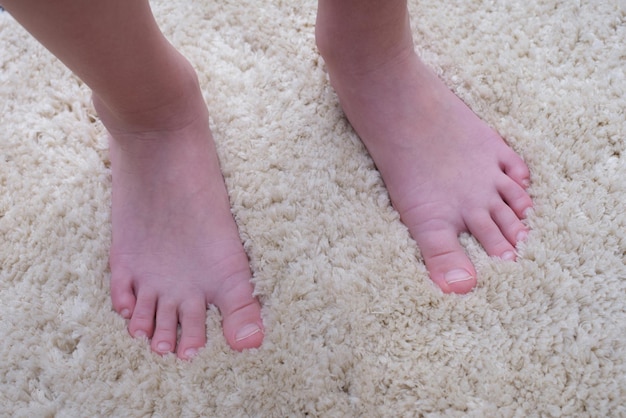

{"left": 491, "top": 202, "right": 529, "bottom": 248}
{"left": 215, "top": 274, "right": 264, "bottom": 351}
{"left": 150, "top": 300, "right": 178, "bottom": 355}
{"left": 110, "top": 271, "right": 136, "bottom": 320}
{"left": 465, "top": 209, "right": 517, "bottom": 260}
{"left": 176, "top": 298, "right": 208, "bottom": 360}
{"left": 412, "top": 220, "right": 478, "bottom": 294}
{"left": 500, "top": 148, "right": 531, "bottom": 189}
{"left": 497, "top": 176, "right": 533, "bottom": 219}
{"left": 127, "top": 289, "right": 157, "bottom": 339}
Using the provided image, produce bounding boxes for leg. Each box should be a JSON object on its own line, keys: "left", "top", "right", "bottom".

{"left": 2, "top": 0, "right": 263, "bottom": 358}
{"left": 316, "top": 0, "right": 532, "bottom": 293}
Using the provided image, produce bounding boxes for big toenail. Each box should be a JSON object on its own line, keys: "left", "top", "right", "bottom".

{"left": 157, "top": 341, "right": 172, "bottom": 352}
{"left": 444, "top": 269, "right": 474, "bottom": 284}
{"left": 516, "top": 230, "right": 528, "bottom": 243}
{"left": 235, "top": 324, "right": 262, "bottom": 342}
{"left": 502, "top": 251, "right": 516, "bottom": 261}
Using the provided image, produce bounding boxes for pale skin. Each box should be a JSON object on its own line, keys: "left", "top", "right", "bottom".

{"left": 2, "top": 0, "right": 531, "bottom": 359}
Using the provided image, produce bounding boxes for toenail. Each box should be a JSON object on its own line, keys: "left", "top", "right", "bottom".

{"left": 235, "top": 324, "right": 262, "bottom": 342}
{"left": 120, "top": 309, "right": 131, "bottom": 319}
{"left": 502, "top": 251, "right": 516, "bottom": 261}
{"left": 444, "top": 269, "right": 474, "bottom": 285}
{"left": 184, "top": 348, "right": 199, "bottom": 358}
{"left": 134, "top": 330, "right": 148, "bottom": 338}
{"left": 522, "top": 207, "right": 532, "bottom": 219}
{"left": 522, "top": 178, "right": 530, "bottom": 188}
{"left": 157, "top": 341, "right": 172, "bottom": 352}
{"left": 516, "top": 230, "right": 529, "bottom": 243}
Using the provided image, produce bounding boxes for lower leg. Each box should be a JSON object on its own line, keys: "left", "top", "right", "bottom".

{"left": 2, "top": 0, "right": 195, "bottom": 129}
{"left": 2, "top": 0, "right": 264, "bottom": 357}
{"left": 316, "top": 0, "right": 532, "bottom": 293}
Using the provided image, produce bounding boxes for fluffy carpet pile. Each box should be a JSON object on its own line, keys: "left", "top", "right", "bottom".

{"left": 1, "top": 1, "right": 625, "bottom": 416}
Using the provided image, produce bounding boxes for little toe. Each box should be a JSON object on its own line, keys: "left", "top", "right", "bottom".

{"left": 500, "top": 148, "right": 531, "bottom": 189}
{"left": 215, "top": 276, "right": 264, "bottom": 351}
{"left": 110, "top": 273, "right": 136, "bottom": 320}
{"left": 150, "top": 300, "right": 178, "bottom": 355}
{"left": 413, "top": 223, "right": 478, "bottom": 294}
{"left": 127, "top": 289, "right": 157, "bottom": 339}
{"left": 176, "top": 298, "right": 208, "bottom": 360}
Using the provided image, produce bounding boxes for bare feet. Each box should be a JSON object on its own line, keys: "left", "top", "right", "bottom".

{"left": 95, "top": 58, "right": 263, "bottom": 359}
{"left": 318, "top": 33, "right": 532, "bottom": 294}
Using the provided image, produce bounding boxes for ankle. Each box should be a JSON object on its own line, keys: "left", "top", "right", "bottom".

{"left": 315, "top": 6, "right": 414, "bottom": 76}
{"left": 93, "top": 51, "right": 207, "bottom": 135}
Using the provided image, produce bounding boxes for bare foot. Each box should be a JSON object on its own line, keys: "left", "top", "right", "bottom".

{"left": 94, "top": 59, "right": 263, "bottom": 359}
{"left": 320, "top": 42, "right": 532, "bottom": 294}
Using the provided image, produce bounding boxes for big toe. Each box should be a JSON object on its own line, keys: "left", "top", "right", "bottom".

{"left": 413, "top": 223, "right": 477, "bottom": 294}
{"left": 110, "top": 271, "right": 136, "bottom": 320}
{"left": 215, "top": 275, "right": 264, "bottom": 351}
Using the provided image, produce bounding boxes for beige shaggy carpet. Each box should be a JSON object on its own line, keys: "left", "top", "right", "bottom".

{"left": 1, "top": 1, "right": 625, "bottom": 416}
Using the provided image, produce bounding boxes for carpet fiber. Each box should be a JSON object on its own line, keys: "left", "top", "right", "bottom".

{"left": 1, "top": 1, "right": 625, "bottom": 416}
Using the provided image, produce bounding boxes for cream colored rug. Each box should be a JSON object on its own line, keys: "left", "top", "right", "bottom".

{"left": 1, "top": 1, "right": 625, "bottom": 416}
